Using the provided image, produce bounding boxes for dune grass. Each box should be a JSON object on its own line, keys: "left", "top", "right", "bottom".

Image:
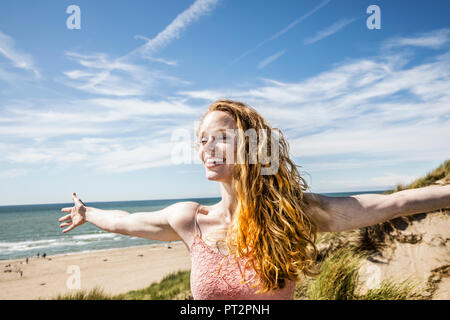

{"left": 53, "top": 286, "right": 111, "bottom": 300}
{"left": 114, "top": 269, "right": 191, "bottom": 300}
{"left": 53, "top": 270, "right": 192, "bottom": 300}
{"left": 295, "top": 247, "right": 422, "bottom": 300}
{"left": 305, "top": 248, "right": 365, "bottom": 300}
{"left": 358, "top": 278, "right": 422, "bottom": 300}
{"left": 384, "top": 159, "right": 450, "bottom": 194}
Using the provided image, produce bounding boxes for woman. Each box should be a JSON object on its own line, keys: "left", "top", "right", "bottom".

{"left": 59, "top": 99, "right": 450, "bottom": 300}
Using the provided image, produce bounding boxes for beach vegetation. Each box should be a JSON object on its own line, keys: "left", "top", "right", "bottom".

{"left": 52, "top": 270, "right": 192, "bottom": 300}
{"left": 384, "top": 159, "right": 450, "bottom": 194}
{"left": 53, "top": 286, "right": 111, "bottom": 300}
{"left": 294, "top": 247, "right": 421, "bottom": 300}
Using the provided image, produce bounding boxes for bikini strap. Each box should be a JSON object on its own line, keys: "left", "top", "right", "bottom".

{"left": 194, "top": 204, "right": 202, "bottom": 237}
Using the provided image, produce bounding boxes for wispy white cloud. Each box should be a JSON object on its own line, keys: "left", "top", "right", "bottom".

{"left": 0, "top": 30, "right": 40, "bottom": 78}
{"left": 0, "top": 168, "right": 28, "bottom": 179}
{"left": 370, "top": 173, "right": 420, "bottom": 187}
{"left": 384, "top": 28, "right": 450, "bottom": 49}
{"left": 315, "top": 173, "right": 421, "bottom": 192}
{"left": 176, "top": 89, "right": 230, "bottom": 101}
{"left": 0, "top": 95, "right": 205, "bottom": 173}
{"left": 142, "top": 55, "right": 178, "bottom": 66}
{"left": 229, "top": 0, "right": 331, "bottom": 66}
{"left": 258, "top": 50, "right": 286, "bottom": 69}
{"left": 85, "top": 142, "right": 175, "bottom": 173}
{"left": 90, "top": 98, "right": 199, "bottom": 116}
{"left": 289, "top": 120, "right": 450, "bottom": 158}
{"left": 6, "top": 148, "right": 88, "bottom": 164}
{"left": 3, "top": 124, "right": 200, "bottom": 173}
{"left": 0, "top": 97, "right": 201, "bottom": 140}
{"left": 304, "top": 17, "right": 357, "bottom": 45}
{"left": 268, "top": 0, "right": 332, "bottom": 42}
{"left": 62, "top": 0, "right": 219, "bottom": 96}
{"left": 62, "top": 52, "right": 190, "bottom": 96}
{"left": 128, "top": 0, "right": 220, "bottom": 59}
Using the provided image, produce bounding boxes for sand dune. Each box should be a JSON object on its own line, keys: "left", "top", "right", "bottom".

{"left": 0, "top": 242, "right": 191, "bottom": 300}
{"left": 358, "top": 210, "right": 449, "bottom": 299}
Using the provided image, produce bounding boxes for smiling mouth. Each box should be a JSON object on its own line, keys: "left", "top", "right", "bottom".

{"left": 204, "top": 157, "right": 225, "bottom": 168}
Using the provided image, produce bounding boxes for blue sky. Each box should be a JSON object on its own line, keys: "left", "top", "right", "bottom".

{"left": 0, "top": 0, "right": 449, "bottom": 205}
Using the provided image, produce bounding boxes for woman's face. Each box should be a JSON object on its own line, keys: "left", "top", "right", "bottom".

{"left": 198, "top": 111, "right": 237, "bottom": 183}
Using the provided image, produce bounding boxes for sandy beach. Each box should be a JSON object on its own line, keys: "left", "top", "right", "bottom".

{"left": 0, "top": 242, "right": 191, "bottom": 300}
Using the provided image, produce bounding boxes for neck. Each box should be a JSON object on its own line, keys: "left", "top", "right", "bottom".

{"left": 218, "top": 181, "right": 238, "bottom": 223}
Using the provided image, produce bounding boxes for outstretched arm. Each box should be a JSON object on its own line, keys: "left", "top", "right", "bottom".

{"left": 304, "top": 184, "right": 450, "bottom": 232}
{"left": 59, "top": 193, "right": 200, "bottom": 242}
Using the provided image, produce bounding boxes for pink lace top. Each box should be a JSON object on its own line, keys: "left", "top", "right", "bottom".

{"left": 189, "top": 205, "right": 296, "bottom": 300}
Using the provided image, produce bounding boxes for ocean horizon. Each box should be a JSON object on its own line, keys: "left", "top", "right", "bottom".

{"left": 0, "top": 190, "right": 388, "bottom": 261}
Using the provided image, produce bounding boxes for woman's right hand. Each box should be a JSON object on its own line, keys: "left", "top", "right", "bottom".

{"left": 59, "top": 192, "right": 87, "bottom": 233}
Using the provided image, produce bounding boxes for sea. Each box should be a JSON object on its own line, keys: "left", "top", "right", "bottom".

{"left": 0, "top": 191, "right": 387, "bottom": 261}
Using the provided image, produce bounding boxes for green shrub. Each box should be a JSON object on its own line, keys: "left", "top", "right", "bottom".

{"left": 384, "top": 159, "right": 450, "bottom": 194}
{"left": 306, "top": 248, "right": 366, "bottom": 300}
{"left": 297, "top": 248, "right": 422, "bottom": 300}
{"left": 358, "top": 278, "right": 422, "bottom": 300}
{"left": 53, "top": 286, "right": 111, "bottom": 300}
{"left": 53, "top": 270, "right": 191, "bottom": 300}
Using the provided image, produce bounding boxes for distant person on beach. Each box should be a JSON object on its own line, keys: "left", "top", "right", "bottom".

{"left": 59, "top": 99, "right": 450, "bottom": 300}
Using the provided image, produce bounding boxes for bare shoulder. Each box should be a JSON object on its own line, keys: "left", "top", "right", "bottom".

{"left": 303, "top": 192, "right": 329, "bottom": 212}
{"left": 166, "top": 201, "right": 200, "bottom": 227}
{"left": 302, "top": 192, "right": 334, "bottom": 232}
{"left": 166, "top": 201, "right": 216, "bottom": 249}
{"left": 166, "top": 201, "right": 202, "bottom": 247}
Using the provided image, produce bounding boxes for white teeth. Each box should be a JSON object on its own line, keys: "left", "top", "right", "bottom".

{"left": 206, "top": 158, "right": 224, "bottom": 163}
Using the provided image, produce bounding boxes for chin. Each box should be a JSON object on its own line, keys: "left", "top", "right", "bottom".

{"left": 205, "top": 171, "right": 222, "bottom": 181}
{"left": 204, "top": 169, "right": 232, "bottom": 182}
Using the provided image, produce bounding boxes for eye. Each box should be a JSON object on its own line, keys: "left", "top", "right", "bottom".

{"left": 199, "top": 133, "right": 227, "bottom": 145}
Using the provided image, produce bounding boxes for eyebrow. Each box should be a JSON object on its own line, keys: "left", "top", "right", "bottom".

{"left": 199, "top": 128, "right": 229, "bottom": 136}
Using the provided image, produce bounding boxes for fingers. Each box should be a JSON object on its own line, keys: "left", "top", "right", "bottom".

{"left": 59, "top": 193, "right": 80, "bottom": 234}
{"left": 62, "top": 224, "right": 75, "bottom": 233}
{"left": 198, "top": 206, "right": 209, "bottom": 215}
{"left": 59, "top": 222, "right": 71, "bottom": 228}
{"left": 72, "top": 192, "right": 80, "bottom": 204}
{"left": 72, "top": 192, "right": 86, "bottom": 206}
{"left": 59, "top": 213, "right": 72, "bottom": 223}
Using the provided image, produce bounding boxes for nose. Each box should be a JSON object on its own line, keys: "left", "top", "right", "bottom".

{"left": 203, "top": 136, "right": 216, "bottom": 151}
{"left": 201, "top": 137, "right": 217, "bottom": 162}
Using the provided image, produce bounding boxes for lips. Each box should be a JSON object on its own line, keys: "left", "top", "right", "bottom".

{"left": 204, "top": 156, "right": 225, "bottom": 168}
